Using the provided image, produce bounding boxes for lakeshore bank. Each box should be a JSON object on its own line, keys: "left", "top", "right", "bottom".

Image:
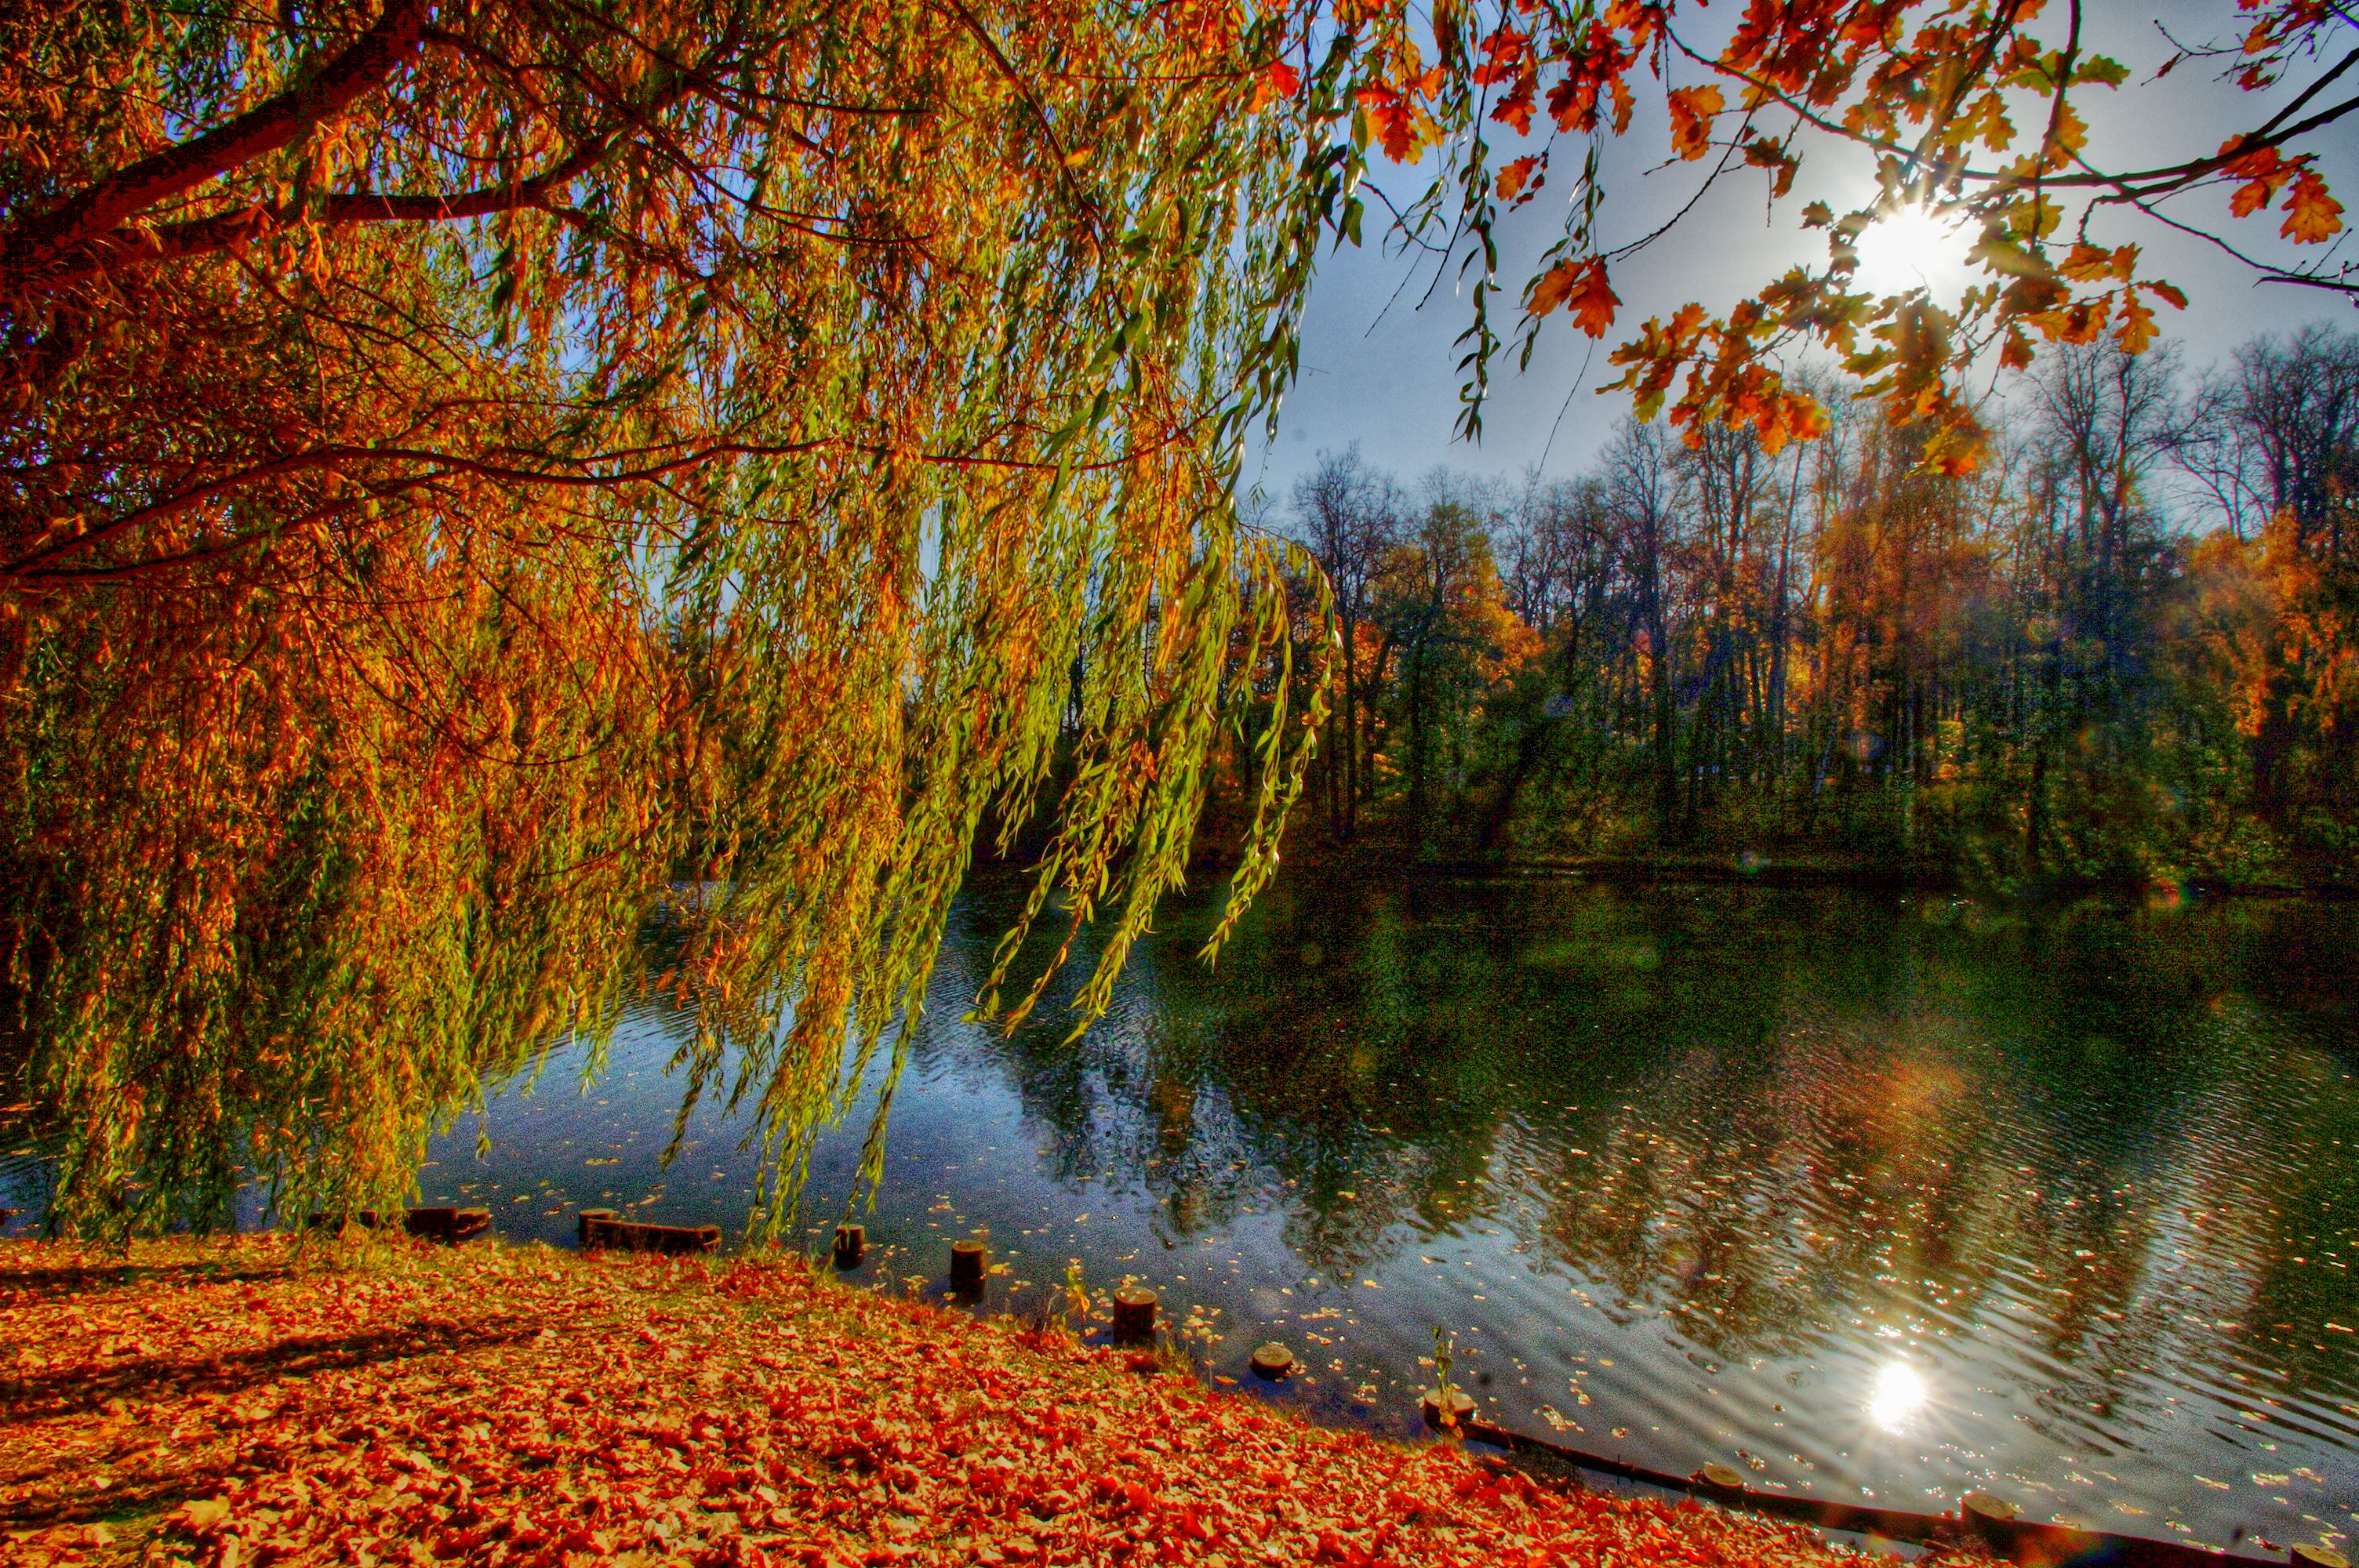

{"left": 2, "top": 1236, "right": 1982, "bottom": 1568}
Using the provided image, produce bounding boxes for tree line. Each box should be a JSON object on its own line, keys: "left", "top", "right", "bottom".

{"left": 1276, "top": 327, "right": 2359, "bottom": 888}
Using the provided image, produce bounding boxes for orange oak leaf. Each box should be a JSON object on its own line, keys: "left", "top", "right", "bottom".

{"left": 2117, "top": 290, "right": 2159, "bottom": 354}
{"left": 1667, "top": 85, "right": 1725, "bottom": 161}
{"left": 1529, "top": 257, "right": 1619, "bottom": 337}
{"left": 1496, "top": 154, "right": 1543, "bottom": 202}
{"left": 2224, "top": 142, "right": 2293, "bottom": 217}
{"left": 1257, "top": 60, "right": 1301, "bottom": 110}
{"left": 2281, "top": 169, "right": 2344, "bottom": 242}
{"left": 1493, "top": 76, "right": 1537, "bottom": 135}
{"left": 1355, "top": 85, "right": 1418, "bottom": 162}
{"left": 1609, "top": 75, "right": 1636, "bottom": 135}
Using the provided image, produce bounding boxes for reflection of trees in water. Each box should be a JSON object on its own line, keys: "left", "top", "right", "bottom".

{"left": 915, "top": 873, "right": 2358, "bottom": 1424}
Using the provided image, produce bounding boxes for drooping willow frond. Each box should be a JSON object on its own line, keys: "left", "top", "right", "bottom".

{"left": 0, "top": 0, "right": 1346, "bottom": 1238}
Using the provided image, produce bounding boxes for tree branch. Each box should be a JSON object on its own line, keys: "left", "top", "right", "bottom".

{"left": 40, "top": 140, "right": 610, "bottom": 280}
{"left": 2, "top": 0, "right": 429, "bottom": 286}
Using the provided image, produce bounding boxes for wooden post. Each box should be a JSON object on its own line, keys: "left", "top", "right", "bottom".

{"left": 404, "top": 1207, "right": 491, "bottom": 1243}
{"left": 1693, "top": 1464, "right": 1747, "bottom": 1497}
{"left": 1111, "top": 1287, "right": 1157, "bottom": 1342}
{"left": 1419, "top": 1388, "right": 1474, "bottom": 1427}
{"left": 579, "top": 1208, "right": 616, "bottom": 1249}
{"left": 832, "top": 1223, "right": 866, "bottom": 1269}
{"left": 951, "top": 1238, "right": 988, "bottom": 1290}
{"left": 1249, "top": 1342, "right": 1295, "bottom": 1380}
{"left": 1960, "top": 1491, "right": 2019, "bottom": 1552}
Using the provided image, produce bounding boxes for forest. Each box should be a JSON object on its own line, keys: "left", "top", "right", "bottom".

{"left": 1268, "top": 328, "right": 2359, "bottom": 891}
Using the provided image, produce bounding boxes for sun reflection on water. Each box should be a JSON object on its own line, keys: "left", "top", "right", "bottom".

{"left": 1870, "top": 1362, "right": 1928, "bottom": 1432}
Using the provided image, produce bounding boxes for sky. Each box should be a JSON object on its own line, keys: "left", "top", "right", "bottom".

{"left": 1245, "top": 0, "right": 2357, "bottom": 506}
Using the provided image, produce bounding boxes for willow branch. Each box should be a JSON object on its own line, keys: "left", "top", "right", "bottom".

{"left": 2, "top": 0, "right": 431, "bottom": 285}
{"left": 36, "top": 142, "right": 608, "bottom": 278}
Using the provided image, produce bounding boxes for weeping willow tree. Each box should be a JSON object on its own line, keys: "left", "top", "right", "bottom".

{"left": 0, "top": 0, "right": 1354, "bottom": 1238}
{"left": 5, "top": 0, "right": 2349, "bottom": 1237}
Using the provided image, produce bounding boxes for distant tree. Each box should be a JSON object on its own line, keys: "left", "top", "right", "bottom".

{"left": 1292, "top": 448, "right": 1404, "bottom": 841}
{"left": 1367, "top": 491, "right": 1537, "bottom": 841}
{"left": 2202, "top": 328, "right": 2359, "bottom": 831}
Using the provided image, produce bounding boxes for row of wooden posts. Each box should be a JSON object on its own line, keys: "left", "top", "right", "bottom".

{"left": 307, "top": 1205, "right": 722, "bottom": 1253}
{"left": 329, "top": 1211, "right": 1207, "bottom": 1356}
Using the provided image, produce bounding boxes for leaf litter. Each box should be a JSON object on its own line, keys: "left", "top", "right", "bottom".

{"left": 2, "top": 1236, "right": 1986, "bottom": 1568}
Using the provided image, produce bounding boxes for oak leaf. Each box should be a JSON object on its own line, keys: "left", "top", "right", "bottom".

{"left": 2281, "top": 170, "right": 2344, "bottom": 242}
{"left": 1667, "top": 85, "right": 1725, "bottom": 161}
{"left": 1528, "top": 258, "right": 1619, "bottom": 338}
{"left": 1496, "top": 155, "right": 1542, "bottom": 202}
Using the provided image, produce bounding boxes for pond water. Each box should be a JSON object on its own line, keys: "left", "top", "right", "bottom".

{"left": 11, "top": 873, "right": 2359, "bottom": 1552}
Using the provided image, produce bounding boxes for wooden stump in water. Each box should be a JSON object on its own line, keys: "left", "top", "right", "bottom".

{"left": 951, "top": 1239, "right": 988, "bottom": 1290}
{"left": 405, "top": 1207, "right": 492, "bottom": 1243}
{"left": 578, "top": 1208, "right": 616, "bottom": 1249}
{"left": 1419, "top": 1388, "right": 1475, "bottom": 1427}
{"left": 1249, "top": 1342, "right": 1295, "bottom": 1380}
{"left": 1111, "top": 1287, "right": 1157, "bottom": 1342}
{"left": 1959, "top": 1491, "right": 2019, "bottom": 1551}
{"left": 1692, "top": 1464, "right": 1747, "bottom": 1497}
{"left": 832, "top": 1224, "right": 866, "bottom": 1269}
{"left": 314, "top": 1207, "right": 487, "bottom": 1242}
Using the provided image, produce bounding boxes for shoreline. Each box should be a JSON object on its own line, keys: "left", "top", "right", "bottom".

{"left": 2, "top": 1234, "right": 1994, "bottom": 1568}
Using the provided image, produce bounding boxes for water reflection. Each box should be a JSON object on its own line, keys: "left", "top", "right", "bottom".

{"left": 883, "top": 873, "right": 2359, "bottom": 1548}
{"left": 13, "top": 872, "right": 2350, "bottom": 1551}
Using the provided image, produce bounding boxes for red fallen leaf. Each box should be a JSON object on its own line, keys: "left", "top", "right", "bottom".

{"left": 2, "top": 1239, "right": 1945, "bottom": 1568}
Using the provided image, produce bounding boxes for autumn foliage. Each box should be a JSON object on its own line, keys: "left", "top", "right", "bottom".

{"left": 1312, "top": 0, "right": 2351, "bottom": 466}
{"left": 1, "top": 0, "right": 2351, "bottom": 1232}
{"left": 0, "top": 0, "right": 1330, "bottom": 1236}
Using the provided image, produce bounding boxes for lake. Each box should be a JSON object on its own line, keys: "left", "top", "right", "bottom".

{"left": 13, "top": 872, "right": 2359, "bottom": 1552}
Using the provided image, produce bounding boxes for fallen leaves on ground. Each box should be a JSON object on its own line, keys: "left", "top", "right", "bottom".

{"left": 2, "top": 1237, "right": 1979, "bottom": 1567}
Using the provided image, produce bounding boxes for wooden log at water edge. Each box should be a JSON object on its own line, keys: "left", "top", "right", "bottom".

{"left": 1456, "top": 1414, "right": 2280, "bottom": 1568}
{"left": 307, "top": 1207, "right": 489, "bottom": 1243}
{"left": 577, "top": 1210, "right": 721, "bottom": 1254}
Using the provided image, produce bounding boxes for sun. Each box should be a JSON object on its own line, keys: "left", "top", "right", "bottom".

{"left": 1852, "top": 204, "right": 1976, "bottom": 296}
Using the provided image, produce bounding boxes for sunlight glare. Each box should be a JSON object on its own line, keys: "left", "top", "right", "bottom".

{"left": 1852, "top": 205, "right": 1973, "bottom": 296}
{"left": 1869, "top": 1362, "right": 1928, "bottom": 1432}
